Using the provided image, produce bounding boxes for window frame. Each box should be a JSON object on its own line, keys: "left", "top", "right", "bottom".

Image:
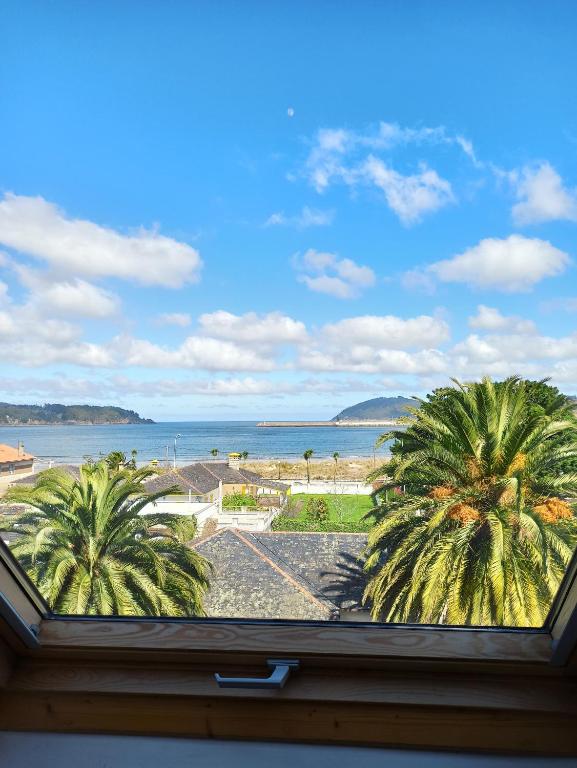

{"left": 2, "top": 539, "right": 577, "bottom": 754}
{"left": 0, "top": 535, "right": 575, "bottom": 666}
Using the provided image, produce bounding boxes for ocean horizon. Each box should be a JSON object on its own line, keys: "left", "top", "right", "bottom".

{"left": 0, "top": 421, "right": 398, "bottom": 467}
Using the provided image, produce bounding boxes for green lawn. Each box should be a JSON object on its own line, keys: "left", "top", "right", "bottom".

{"left": 271, "top": 493, "right": 374, "bottom": 532}
{"left": 290, "top": 493, "right": 373, "bottom": 522}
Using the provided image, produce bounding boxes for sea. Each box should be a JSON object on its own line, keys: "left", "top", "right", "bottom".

{"left": 0, "top": 421, "right": 399, "bottom": 468}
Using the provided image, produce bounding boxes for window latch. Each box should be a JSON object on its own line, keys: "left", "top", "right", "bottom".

{"left": 214, "top": 658, "right": 299, "bottom": 689}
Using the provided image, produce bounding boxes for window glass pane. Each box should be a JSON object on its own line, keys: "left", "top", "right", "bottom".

{"left": 1, "top": 3, "right": 576, "bottom": 629}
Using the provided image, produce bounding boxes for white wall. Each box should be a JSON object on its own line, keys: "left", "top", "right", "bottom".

{"left": 217, "top": 507, "right": 278, "bottom": 531}
{"left": 0, "top": 734, "right": 572, "bottom": 768}
{"left": 140, "top": 500, "right": 218, "bottom": 527}
{"left": 289, "top": 480, "right": 373, "bottom": 495}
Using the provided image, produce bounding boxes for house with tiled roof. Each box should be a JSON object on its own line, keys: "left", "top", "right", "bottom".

{"left": 192, "top": 528, "right": 370, "bottom": 621}
{"left": 142, "top": 454, "right": 290, "bottom": 532}
{"left": 0, "top": 443, "right": 35, "bottom": 478}
{"left": 9, "top": 455, "right": 289, "bottom": 533}
{"left": 144, "top": 455, "right": 288, "bottom": 499}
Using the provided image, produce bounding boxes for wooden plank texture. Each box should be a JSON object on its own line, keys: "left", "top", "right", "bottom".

{"left": 38, "top": 619, "right": 552, "bottom": 664}
{"left": 0, "top": 692, "right": 575, "bottom": 755}
{"left": 6, "top": 659, "right": 577, "bottom": 714}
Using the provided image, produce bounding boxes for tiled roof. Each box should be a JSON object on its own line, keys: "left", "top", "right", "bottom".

{"left": 144, "top": 462, "right": 289, "bottom": 496}
{"left": 9, "top": 464, "right": 80, "bottom": 485}
{"left": 193, "top": 529, "right": 368, "bottom": 620}
{"left": 0, "top": 444, "right": 35, "bottom": 463}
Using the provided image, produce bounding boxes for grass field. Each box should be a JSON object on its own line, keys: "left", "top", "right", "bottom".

{"left": 289, "top": 493, "right": 374, "bottom": 522}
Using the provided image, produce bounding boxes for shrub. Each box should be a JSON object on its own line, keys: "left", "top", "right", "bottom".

{"left": 271, "top": 515, "right": 370, "bottom": 533}
{"left": 222, "top": 493, "right": 258, "bottom": 509}
{"left": 305, "top": 496, "right": 329, "bottom": 523}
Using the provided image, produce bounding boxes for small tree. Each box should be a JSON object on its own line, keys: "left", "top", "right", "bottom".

{"left": 303, "top": 449, "right": 314, "bottom": 484}
{"left": 332, "top": 451, "right": 340, "bottom": 483}
{"left": 210, "top": 448, "right": 219, "bottom": 459}
{"left": 241, "top": 451, "right": 249, "bottom": 461}
{"left": 305, "top": 496, "right": 329, "bottom": 523}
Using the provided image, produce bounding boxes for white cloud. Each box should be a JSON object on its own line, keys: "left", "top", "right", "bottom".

{"left": 264, "top": 206, "right": 334, "bottom": 228}
{"left": 300, "top": 274, "right": 356, "bottom": 299}
{"left": 454, "top": 332, "right": 577, "bottom": 364}
{"left": 298, "top": 347, "right": 448, "bottom": 375}
{"left": 38, "top": 279, "right": 118, "bottom": 318}
{"left": 360, "top": 156, "right": 454, "bottom": 225}
{"left": 428, "top": 235, "right": 570, "bottom": 292}
{"left": 296, "top": 314, "right": 450, "bottom": 374}
{"left": 0, "top": 193, "right": 202, "bottom": 288}
{"left": 15, "top": 268, "right": 119, "bottom": 318}
{"left": 468, "top": 305, "right": 536, "bottom": 334}
{"left": 198, "top": 310, "right": 308, "bottom": 345}
{"left": 454, "top": 136, "right": 482, "bottom": 168}
{"left": 295, "top": 249, "right": 376, "bottom": 299}
{"left": 156, "top": 313, "right": 192, "bottom": 327}
{"left": 0, "top": 374, "right": 389, "bottom": 401}
{"left": 510, "top": 163, "right": 577, "bottom": 225}
{"left": 302, "top": 121, "right": 476, "bottom": 224}
{"left": 0, "top": 276, "right": 117, "bottom": 366}
{"left": 321, "top": 314, "right": 450, "bottom": 349}
{"left": 119, "top": 335, "right": 276, "bottom": 371}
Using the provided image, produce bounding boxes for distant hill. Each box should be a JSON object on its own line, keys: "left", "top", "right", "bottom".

{"left": 332, "top": 396, "right": 417, "bottom": 422}
{"left": 0, "top": 403, "right": 154, "bottom": 426}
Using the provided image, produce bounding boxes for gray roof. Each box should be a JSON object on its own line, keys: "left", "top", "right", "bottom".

{"left": 193, "top": 529, "right": 368, "bottom": 621}
{"left": 9, "top": 464, "right": 81, "bottom": 485}
{"left": 145, "top": 462, "right": 289, "bottom": 496}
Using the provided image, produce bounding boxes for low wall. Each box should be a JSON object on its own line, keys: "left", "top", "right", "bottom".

{"left": 288, "top": 480, "right": 374, "bottom": 495}
{"left": 140, "top": 500, "right": 278, "bottom": 532}
{"left": 217, "top": 507, "right": 278, "bottom": 532}
{"left": 140, "top": 500, "right": 218, "bottom": 528}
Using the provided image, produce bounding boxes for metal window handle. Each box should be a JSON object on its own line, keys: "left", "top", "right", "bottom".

{"left": 214, "top": 658, "right": 300, "bottom": 689}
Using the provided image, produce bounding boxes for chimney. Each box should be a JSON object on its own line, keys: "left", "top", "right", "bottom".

{"left": 228, "top": 452, "right": 241, "bottom": 470}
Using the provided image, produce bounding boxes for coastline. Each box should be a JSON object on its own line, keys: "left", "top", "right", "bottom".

{"left": 0, "top": 421, "right": 152, "bottom": 427}
{"left": 257, "top": 420, "right": 400, "bottom": 427}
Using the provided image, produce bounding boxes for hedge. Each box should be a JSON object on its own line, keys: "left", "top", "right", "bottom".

{"left": 271, "top": 515, "right": 370, "bottom": 533}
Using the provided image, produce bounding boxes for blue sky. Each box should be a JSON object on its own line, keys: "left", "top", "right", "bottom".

{"left": 0, "top": 1, "right": 576, "bottom": 420}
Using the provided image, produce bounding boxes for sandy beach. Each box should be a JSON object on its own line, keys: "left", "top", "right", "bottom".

{"left": 242, "top": 456, "right": 386, "bottom": 482}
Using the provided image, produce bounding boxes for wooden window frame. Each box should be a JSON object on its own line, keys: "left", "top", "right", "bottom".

{"left": 1, "top": 541, "right": 577, "bottom": 754}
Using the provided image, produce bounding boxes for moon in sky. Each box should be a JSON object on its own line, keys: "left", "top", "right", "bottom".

{"left": 287, "top": 107, "right": 295, "bottom": 117}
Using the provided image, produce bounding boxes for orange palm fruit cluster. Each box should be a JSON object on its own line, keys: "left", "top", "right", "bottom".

{"left": 533, "top": 497, "right": 573, "bottom": 524}
{"left": 428, "top": 486, "right": 455, "bottom": 499}
{"left": 447, "top": 503, "right": 480, "bottom": 524}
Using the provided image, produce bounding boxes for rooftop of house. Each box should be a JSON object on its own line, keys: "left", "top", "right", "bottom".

{"left": 192, "top": 528, "right": 368, "bottom": 621}
{"left": 9, "top": 464, "right": 81, "bottom": 485}
{"left": 0, "top": 444, "right": 35, "bottom": 463}
{"left": 144, "top": 462, "right": 289, "bottom": 496}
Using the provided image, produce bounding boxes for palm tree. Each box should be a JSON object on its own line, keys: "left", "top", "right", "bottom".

{"left": 210, "top": 448, "right": 219, "bottom": 459}
{"left": 0, "top": 462, "right": 211, "bottom": 616}
{"left": 241, "top": 451, "right": 249, "bottom": 461}
{"left": 104, "top": 451, "right": 127, "bottom": 473}
{"left": 332, "top": 452, "right": 340, "bottom": 483}
{"left": 364, "top": 377, "right": 577, "bottom": 627}
{"left": 303, "top": 449, "right": 314, "bottom": 484}
{"left": 129, "top": 448, "right": 138, "bottom": 469}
